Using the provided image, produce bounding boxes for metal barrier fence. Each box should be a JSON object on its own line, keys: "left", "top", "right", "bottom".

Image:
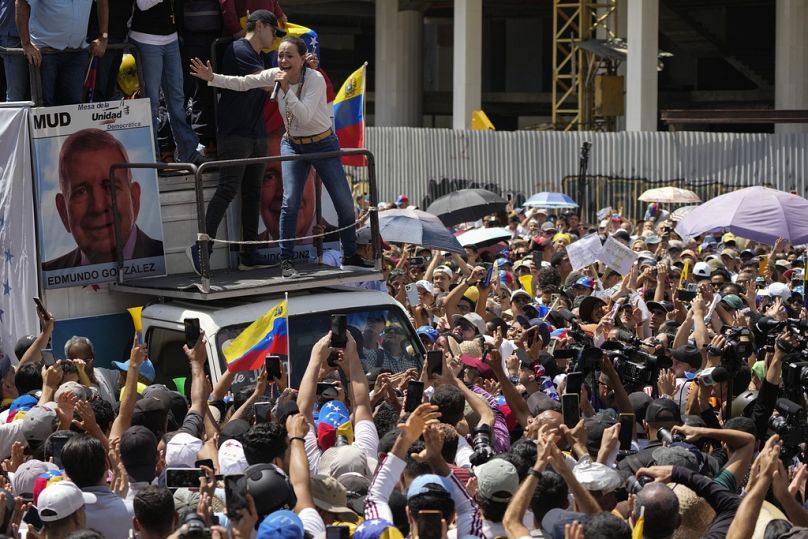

{"left": 0, "top": 42, "right": 145, "bottom": 106}
{"left": 109, "top": 148, "right": 381, "bottom": 293}
{"left": 361, "top": 127, "right": 808, "bottom": 214}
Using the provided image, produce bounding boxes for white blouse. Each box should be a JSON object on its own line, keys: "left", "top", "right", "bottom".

{"left": 209, "top": 67, "right": 333, "bottom": 137}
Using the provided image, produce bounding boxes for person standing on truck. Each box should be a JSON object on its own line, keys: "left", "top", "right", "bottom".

{"left": 43, "top": 129, "right": 164, "bottom": 270}
{"left": 128, "top": 0, "right": 207, "bottom": 165}
{"left": 190, "top": 36, "right": 371, "bottom": 278}
{"left": 186, "top": 10, "right": 285, "bottom": 275}
{"left": 15, "top": 0, "right": 108, "bottom": 105}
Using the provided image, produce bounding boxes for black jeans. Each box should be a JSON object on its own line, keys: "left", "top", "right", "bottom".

{"left": 205, "top": 135, "right": 267, "bottom": 248}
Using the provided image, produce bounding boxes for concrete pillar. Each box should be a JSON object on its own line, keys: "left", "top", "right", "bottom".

{"left": 625, "top": 0, "right": 658, "bottom": 131}
{"left": 374, "top": 2, "right": 423, "bottom": 127}
{"left": 775, "top": 0, "right": 808, "bottom": 134}
{"left": 452, "top": 0, "right": 482, "bottom": 130}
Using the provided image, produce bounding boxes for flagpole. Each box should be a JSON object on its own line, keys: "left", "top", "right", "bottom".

{"left": 361, "top": 62, "right": 368, "bottom": 167}
{"left": 284, "top": 292, "right": 290, "bottom": 389}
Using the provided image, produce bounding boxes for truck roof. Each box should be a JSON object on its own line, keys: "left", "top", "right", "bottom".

{"left": 141, "top": 286, "right": 403, "bottom": 332}
{"left": 113, "top": 264, "right": 383, "bottom": 301}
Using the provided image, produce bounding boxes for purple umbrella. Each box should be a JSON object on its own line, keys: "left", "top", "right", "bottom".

{"left": 674, "top": 186, "right": 808, "bottom": 245}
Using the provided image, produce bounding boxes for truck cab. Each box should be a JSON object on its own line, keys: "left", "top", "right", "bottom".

{"left": 140, "top": 287, "right": 424, "bottom": 391}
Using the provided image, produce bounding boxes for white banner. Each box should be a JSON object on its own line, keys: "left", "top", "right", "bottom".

{"left": 566, "top": 234, "right": 603, "bottom": 271}
{"left": 599, "top": 236, "right": 638, "bottom": 276}
{"left": 29, "top": 99, "right": 167, "bottom": 289}
{"left": 0, "top": 108, "right": 39, "bottom": 362}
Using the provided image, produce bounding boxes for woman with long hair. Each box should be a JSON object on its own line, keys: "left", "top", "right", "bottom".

{"left": 190, "top": 36, "right": 366, "bottom": 278}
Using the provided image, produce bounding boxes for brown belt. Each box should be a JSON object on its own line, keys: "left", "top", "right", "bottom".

{"left": 287, "top": 128, "right": 333, "bottom": 145}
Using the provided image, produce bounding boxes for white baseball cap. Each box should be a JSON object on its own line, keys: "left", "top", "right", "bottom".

{"left": 692, "top": 262, "right": 711, "bottom": 278}
{"left": 434, "top": 265, "right": 454, "bottom": 279}
{"left": 415, "top": 279, "right": 435, "bottom": 295}
{"left": 766, "top": 282, "right": 791, "bottom": 300}
{"left": 37, "top": 481, "right": 96, "bottom": 522}
{"left": 165, "top": 432, "right": 204, "bottom": 468}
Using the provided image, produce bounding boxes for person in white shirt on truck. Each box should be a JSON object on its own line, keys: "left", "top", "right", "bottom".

{"left": 190, "top": 36, "right": 369, "bottom": 278}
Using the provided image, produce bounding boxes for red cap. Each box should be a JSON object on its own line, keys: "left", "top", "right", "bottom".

{"left": 459, "top": 354, "right": 495, "bottom": 380}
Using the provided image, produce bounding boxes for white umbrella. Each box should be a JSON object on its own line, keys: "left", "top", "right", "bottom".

{"left": 639, "top": 187, "right": 701, "bottom": 204}
{"left": 456, "top": 227, "right": 511, "bottom": 248}
{"left": 670, "top": 205, "right": 698, "bottom": 221}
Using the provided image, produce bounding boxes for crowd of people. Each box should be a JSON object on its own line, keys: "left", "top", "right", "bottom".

{"left": 0, "top": 201, "right": 805, "bottom": 539}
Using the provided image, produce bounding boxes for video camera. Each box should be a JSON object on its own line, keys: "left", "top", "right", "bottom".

{"left": 768, "top": 398, "right": 808, "bottom": 463}
{"left": 601, "top": 340, "right": 672, "bottom": 393}
{"left": 755, "top": 317, "right": 808, "bottom": 401}
{"left": 719, "top": 326, "right": 755, "bottom": 374}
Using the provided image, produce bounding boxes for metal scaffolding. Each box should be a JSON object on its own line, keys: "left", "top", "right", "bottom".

{"left": 552, "top": 0, "right": 620, "bottom": 131}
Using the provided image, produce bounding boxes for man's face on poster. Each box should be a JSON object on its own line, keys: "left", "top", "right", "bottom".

{"left": 56, "top": 146, "right": 140, "bottom": 263}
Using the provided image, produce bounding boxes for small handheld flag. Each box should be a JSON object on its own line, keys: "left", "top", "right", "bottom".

{"left": 224, "top": 300, "right": 288, "bottom": 372}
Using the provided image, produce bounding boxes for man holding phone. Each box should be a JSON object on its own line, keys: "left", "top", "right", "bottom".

{"left": 297, "top": 329, "right": 377, "bottom": 468}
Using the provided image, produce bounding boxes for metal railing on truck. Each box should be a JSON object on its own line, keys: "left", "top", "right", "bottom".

{"left": 0, "top": 43, "right": 145, "bottom": 106}
{"left": 108, "top": 149, "right": 382, "bottom": 298}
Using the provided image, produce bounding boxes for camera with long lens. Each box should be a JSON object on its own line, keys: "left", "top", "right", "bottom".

{"left": 625, "top": 475, "right": 654, "bottom": 494}
{"left": 469, "top": 424, "right": 495, "bottom": 466}
{"left": 756, "top": 317, "right": 808, "bottom": 347}
{"left": 768, "top": 398, "right": 808, "bottom": 463}
{"left": 602, "top": 341, "right": 672, "bottom": 393}
{"left": 552, "top": 321, "right": 599, "bottom": 373}
{"left": 178, "top": 512, "right": 211, "bottom": 539}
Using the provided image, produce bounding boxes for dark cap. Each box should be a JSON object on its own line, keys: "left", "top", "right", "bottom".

{"left": 246, "top": 10, "right": 286, "bottom": 36}
{"left": 120, "top": 426, "right": 158, "bottom": 482}
{"left": 132, "top": 397, "right": 169, "bottom": 438}
{"left": 584, "top": 414, "right": 616, "bottom": 456}
{"left": 220, "top": 419, "right": 250, "bottom": 444}
{"left": 628, "top": 391, "right": 652, "bottom": 422}
{"left": 671, "top": 344, "right": 702, "bottom": 370}
{"left": 645, "top": 398, "right": 682, "bottom": 424}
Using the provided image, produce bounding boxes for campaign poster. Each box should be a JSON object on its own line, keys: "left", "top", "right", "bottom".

{"left": 30, "top": 99, "right": 167, "bottom": 289}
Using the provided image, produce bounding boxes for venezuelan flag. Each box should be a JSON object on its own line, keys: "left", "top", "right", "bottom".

{"left": 237, "top": 20, "right": 321, "bottom": 58}
{"left": 224, "top": 301, "right": 288, "bottom": 372}
{"left": 334, "top": 64, "right": 367, "bottom": 166}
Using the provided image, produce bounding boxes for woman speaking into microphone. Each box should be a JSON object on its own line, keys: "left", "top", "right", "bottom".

{"left": 190, "top": 36, "right": 366, "bottom": 278}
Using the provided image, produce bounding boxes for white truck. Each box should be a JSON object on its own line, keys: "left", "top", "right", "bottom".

{"left": 140, "top": 287, "right": 422, "bottom": 391}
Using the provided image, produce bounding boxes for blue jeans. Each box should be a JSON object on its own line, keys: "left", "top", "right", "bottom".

{"left": 280, "top": 133, "right": 356, "bottom": 260}
{"left": 131, "top": 38, "right": 200, "bottom": 162}
{"left": 39, "top": 50, "right": 86, "bottom": 105}
{"left": 0, "top": 35, "right": 29, "bottom": 101}
{"left": 205, "top": 135, "right": 267, "bottom": 244}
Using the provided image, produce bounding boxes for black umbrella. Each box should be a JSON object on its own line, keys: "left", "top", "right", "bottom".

{"left": 426, "top": 188, "right": 507, "bottom": 226}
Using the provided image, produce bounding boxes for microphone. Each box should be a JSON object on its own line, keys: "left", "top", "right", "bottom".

{"left": 270, "top": 80, "right": 281, "bottom": 101}
{"left": 700, "top": 366, "right": 730, "bottom": 386}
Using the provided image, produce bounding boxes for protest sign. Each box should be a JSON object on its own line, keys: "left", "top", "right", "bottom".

{"left": 30, "top": 99, "right": 167, "bottom": 289}
{"left": 598, "top": 236, "right": 638, "bottom": 275}
{"left": 566, "top": 234, "right": 603, "bottom": 271}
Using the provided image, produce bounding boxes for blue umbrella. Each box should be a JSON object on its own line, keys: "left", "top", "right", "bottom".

{"left": 523, "top": 192, "right": 579, "bottom": 209}
{"left": 378, "top": 208, "right": 464, "bottom": 253}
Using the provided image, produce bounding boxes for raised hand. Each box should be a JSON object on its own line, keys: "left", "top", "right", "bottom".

{"left": 189, "top": 57, "right": 215, "bottom": 82}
